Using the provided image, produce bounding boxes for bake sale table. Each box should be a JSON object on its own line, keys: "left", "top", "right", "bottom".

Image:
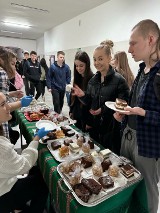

{"left": 15, "top": 110, "right": 149, "bottom": 213}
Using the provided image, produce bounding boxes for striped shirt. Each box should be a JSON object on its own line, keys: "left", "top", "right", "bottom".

{"left": 0, "top": 69, "right": 10, "bottom": 138}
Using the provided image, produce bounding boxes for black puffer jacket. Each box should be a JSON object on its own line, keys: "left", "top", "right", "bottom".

{"left": 81, "top": 66, "right": 129, "bottom": 133}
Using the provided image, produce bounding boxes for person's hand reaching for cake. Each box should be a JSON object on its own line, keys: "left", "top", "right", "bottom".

{"left": 72, "top": 85, "right": 85, "bottom": 97}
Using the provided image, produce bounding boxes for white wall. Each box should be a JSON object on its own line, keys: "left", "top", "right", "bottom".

{"left": 42, "top": 0, "right": 160, "bottom": 76}
{"left": 36, "top": 36, "right": 44, "bottom": 58}
{"left": 0, "top": 36, "right": 36, "bottom": 54}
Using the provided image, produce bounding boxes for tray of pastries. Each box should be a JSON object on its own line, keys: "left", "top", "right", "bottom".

{"left": 39, "top": 112, "right": 76, "bottom": 126}
{"left": 40, "top": 125, "right": 79, "bottom": 144}
{"left": 57, "top": 150, "right": 142, "bottom": 207}
{"left": 23, "top": 105, "right": 50, "bottom": 122}
{"left": 47, "top": 133, "right": 101, "bottom": 162}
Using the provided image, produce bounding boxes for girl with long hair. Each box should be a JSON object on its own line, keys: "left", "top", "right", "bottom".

{"left": 112, "top": 51, "right": 134, "bottom": 88}
{"left": 70, "top": 51, "right": 93, "bottom": 131}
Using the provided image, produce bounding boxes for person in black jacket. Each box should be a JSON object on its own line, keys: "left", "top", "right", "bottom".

{"left": 40, "top": 58, "right": 49, "bottom": 101}
{"left": 72, "top": 40, "right": 129, "bottom": 155}
{"left": 20, "top": 51, "right": 30, "bottom": 95}
{"left": 70, "top": 51, "right": 94, "bottom": 132}
{"left": 24, "top": 51, "right": 42, "bottom": 99}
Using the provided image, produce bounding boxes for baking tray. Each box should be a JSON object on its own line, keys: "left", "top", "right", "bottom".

{"left": 57, "top": 152, "right": 142, "bottom": 207}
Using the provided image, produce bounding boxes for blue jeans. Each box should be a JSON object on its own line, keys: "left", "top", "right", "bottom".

{"left": 66, "top": 91, "right": 71, "bottom": 106}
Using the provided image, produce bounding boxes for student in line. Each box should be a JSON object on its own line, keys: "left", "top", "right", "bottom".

{"left": 24, "top": 51, "right": 42, "bottom": 100}
{"left": 40, "top": 58, "right": 49, "bottom": 101}
{"left": 70, "top": 51, "right": 93, "bottom": 131}
{"left": 114, "top": 19, "right": 160, "bottom": 213}
{"left": 112, "top": 51, "right": 134, "bottom": 89}
{"left": 72, "top": 40, "right": 129, "bottom": 155}
{"left": 47, "top": 51, "right": 71, "bottom": 114}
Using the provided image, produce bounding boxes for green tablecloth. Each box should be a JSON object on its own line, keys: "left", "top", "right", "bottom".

{"left": 15, "top": 110, "right": 149, "bottom": 213}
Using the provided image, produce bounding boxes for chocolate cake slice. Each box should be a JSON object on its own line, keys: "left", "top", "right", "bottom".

{"left": 121, "top": 164, "right": 135, "bottom": 178}
{"left": 98, "top": 175, "right": 114, "bottom": 189}
{"left": 115, "top": 98, "right": 127, "bottom": 110}
{"left": 81, "top": 178, "right": 102, "bottom": 195}
{"left": 74, "top": 183, "right": 92, "bottom": 203}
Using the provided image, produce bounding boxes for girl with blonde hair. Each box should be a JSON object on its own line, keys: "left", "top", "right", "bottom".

{"left": 113, "top": 51, "right": 134, "bottom": 88}
{"left": 73, "top": 40, "right": 129, "bottom": 154}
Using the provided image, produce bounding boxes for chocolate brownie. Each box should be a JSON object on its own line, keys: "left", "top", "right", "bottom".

{"left": 81, "top": 156, "right": 93, "bottom": 168}
{"left": 51, "top": 141, "right": 61, "bottom": 150}
{"left": 64, "top": 139, "right": 73, "bottom": 146}
{"left": 101, "top": 159, "right": 112, "bottom": 172}
{"left": 47, "top": 131, "right": 57, "bottom": 139}
{"left": 74, "top": 183, "right": 92, "bottom": 203}
{"left": 98, "top": 175, "right": 114, "bottom": 189}
{"left": 81, "top": 178, "right": 102, "bottom": 195}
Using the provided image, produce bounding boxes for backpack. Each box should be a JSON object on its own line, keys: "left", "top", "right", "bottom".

{"left": 14, "top": 71, "right": 23, "bottom": 90}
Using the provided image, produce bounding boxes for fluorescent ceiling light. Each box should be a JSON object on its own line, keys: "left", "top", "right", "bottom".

{"left": 2, "top": 21, "right": 31, "bottom": 28}
{"left": 1, "top": 30, "right": 22, "bottom": 35}
{"left": 11, "top": 3, "right": 49, "bottom": 13}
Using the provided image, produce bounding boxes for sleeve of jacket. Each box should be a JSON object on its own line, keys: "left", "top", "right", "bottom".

{"left": 79, "top": 82, "right": 93, "bottom": 126}
{"left": 23, "top": 61, "right": 30, "bottom": 78}
{"left": 117, "top": 77, "right": 130, "bottom": 101}
{"left": 79, "top": 82, "right": 92, "bottom": 106}
{"left": 46, "top": 65, "right": 53, "bottom": 89}
{"left": 66, "top": 66, "right": 71, "bottom": 84}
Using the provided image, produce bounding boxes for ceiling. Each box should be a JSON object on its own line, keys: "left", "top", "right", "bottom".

{"left": 0, "top": 0, "right": 109, "bottom": 40}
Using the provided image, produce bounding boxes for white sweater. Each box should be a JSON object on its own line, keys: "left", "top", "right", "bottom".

{"left": 0, "top": 136, "right": 38, "bottom": 196}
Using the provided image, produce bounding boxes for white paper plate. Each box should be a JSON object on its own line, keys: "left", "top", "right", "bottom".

{"left": 36, "top": 120, "right": 56, "bottom": 131}
{"left": 105, "top": 101, "right": 130, "bottom": 113}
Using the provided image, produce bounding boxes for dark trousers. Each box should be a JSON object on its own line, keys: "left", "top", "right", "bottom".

{"left": 88, "top": 119, "right": 121, "bottom": 155}
{"left": 23, "top": 77, "right": 30, "bottom": 96}
{"left": 29, "top": 81, "right": 42, "bottom": 100}
{"left": 0, "top": 166, "right": 48, "bottom": 213}
{"left": 40, "top": 80, "right": 46, "bottom": 96}
{"left": 51, "top": 89, "right": 65, "bottom": 114}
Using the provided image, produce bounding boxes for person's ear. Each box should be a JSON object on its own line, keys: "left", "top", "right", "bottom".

{"left": 148, "top": 34, "right": 156, "bottom": 46}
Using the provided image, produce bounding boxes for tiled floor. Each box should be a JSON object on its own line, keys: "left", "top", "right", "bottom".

{"left": 13, "top": 88, "right": 160, "bottom": 213}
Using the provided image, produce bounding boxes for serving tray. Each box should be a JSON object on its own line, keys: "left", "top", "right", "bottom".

{"left": 57, "top": 152, "right": 142, "bottom": 207}
{"left": 47, "top": 136, "right": 100, "bottom": 162}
